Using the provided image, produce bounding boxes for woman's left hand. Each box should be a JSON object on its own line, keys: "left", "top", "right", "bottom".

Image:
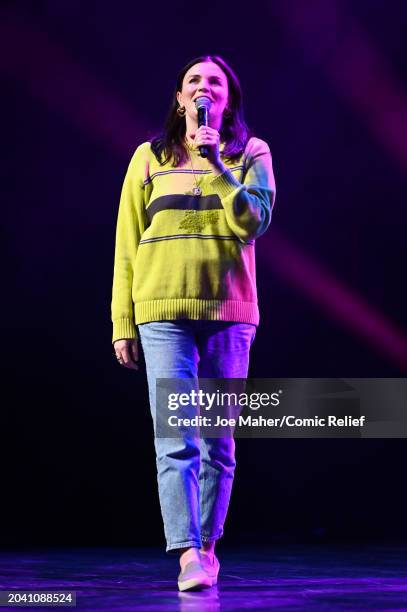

{"left": 193, "top": 125, "right": 223, "bottom": 168}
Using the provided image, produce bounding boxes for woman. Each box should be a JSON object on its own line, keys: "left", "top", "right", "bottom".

{"left": 111, "top": 54, "right": 276, "bottom": 591}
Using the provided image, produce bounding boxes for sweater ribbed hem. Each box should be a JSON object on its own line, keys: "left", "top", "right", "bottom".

{"left": 134, "top": 299, "right": 259, "bottom": 327}
{"left": 112, "top": 317, "right": 137, "bottom": 343}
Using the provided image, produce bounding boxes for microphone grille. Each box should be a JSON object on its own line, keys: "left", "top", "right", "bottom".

{"left": 194, "top": 96, "right": 212, "bottom": 110}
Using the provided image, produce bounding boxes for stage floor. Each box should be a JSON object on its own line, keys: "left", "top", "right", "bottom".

{"left": 0, "top": 544, "right": 406, "bottom": 610}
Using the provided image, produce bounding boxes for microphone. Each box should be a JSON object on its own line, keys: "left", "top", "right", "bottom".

{"left": 194, "top": 96, "right": 212, "bottom": 158}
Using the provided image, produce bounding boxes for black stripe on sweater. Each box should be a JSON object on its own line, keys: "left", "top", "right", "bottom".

{"left": 139, "top": 234, "right": 254, "bottom": 245}
{"left": 144, "top": 165, "right": 245, "bottom": 186}
{"left": 146, "top": 194, "right": 223, "bottom": 223}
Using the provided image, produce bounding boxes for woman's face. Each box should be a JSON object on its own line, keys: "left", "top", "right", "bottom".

{"left": 177, "top": 61, "right": 229, "bottom": 127}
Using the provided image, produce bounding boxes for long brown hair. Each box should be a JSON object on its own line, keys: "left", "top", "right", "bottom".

{"left": 150, "top": 55, "right": 254, "bottom": 167}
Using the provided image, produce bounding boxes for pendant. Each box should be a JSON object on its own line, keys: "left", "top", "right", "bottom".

{"left": 192, "top": 187, "right": 202, "bottom": 196}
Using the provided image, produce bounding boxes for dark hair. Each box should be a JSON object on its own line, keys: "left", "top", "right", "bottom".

{"left": 150, "top": 55, "right": 254, "bottom": 167}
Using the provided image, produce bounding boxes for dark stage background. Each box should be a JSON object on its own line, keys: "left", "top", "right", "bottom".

{"left": 2, "top": 1, "right": 407, "bottom": 548}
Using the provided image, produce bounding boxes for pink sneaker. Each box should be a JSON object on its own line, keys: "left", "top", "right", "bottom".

{"left": 177, "top": 560, "right": 212, "bottom": 591}
{"left": 200, "top": 551, "right": 220, "bottom": 585}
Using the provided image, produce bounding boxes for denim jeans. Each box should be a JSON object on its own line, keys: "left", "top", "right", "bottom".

{"left": 137, "top": 319, "right": 256, "bottom": 554}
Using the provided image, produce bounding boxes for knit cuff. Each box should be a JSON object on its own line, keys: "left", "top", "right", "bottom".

{"left": 112, "top": 317, "right": 137, "bottom": 344}
{"left": 210, "top": 169, "right": 242, "bottom": 198}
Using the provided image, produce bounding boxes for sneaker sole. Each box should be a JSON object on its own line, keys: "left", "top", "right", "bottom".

{"left": 178, "top": 576, "right": 212, "bottom": 591}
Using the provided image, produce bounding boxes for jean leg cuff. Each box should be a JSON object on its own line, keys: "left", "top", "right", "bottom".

{"left": 201, "top": 533, "right": 222, "bottom": 543}
{"left": 166, "top": 540, "right": 202, "bottom": 554}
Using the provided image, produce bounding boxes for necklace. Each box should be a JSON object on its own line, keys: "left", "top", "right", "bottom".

{"left": 185, "top": 141, "right": 208, "bottom": 196}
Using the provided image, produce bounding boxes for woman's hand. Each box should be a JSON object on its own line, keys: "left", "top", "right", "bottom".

{"left": 193, "top": 126, "right": 226, "bottom": 172}
{"left": 114, "top": 338, "right": 139, "bottom": 370}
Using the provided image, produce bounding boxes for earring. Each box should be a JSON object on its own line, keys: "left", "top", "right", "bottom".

{"left": 177, "top": 105, "right": 186, "bottom": 116}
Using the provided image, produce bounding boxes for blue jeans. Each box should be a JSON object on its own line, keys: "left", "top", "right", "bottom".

{"left": 138, "top": 320, "right": 256, "bottom": 554}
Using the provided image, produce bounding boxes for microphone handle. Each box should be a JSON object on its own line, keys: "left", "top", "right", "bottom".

{"left": 199, "top": 145, "right": 209, "bottom": 158}
{"left": 197, "top": 106, "right": 209, "bottom": 158}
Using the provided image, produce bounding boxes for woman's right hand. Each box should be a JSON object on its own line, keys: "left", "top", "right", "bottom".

{"left": 114, "top": 338, "right": 139, "bottom": 370}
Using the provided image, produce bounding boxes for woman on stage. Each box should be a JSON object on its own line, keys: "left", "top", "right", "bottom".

{"left": 111, "top": 54, "right": 276, "bottom": 591}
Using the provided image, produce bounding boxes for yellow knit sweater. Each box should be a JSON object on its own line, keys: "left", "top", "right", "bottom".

{"left": 111, "top": 137, "right": 276, "bottom": 342}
